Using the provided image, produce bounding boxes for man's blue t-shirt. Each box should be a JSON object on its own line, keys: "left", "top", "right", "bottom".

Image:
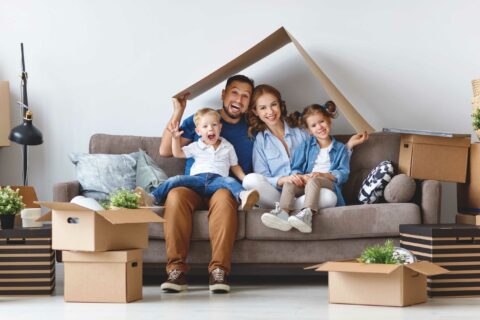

{"left": 180, "top": 111, "right": 253, "bottom": 176}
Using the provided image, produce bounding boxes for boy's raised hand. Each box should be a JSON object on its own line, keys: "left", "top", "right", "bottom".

{"left": 168, "top": 121, "right": 184, "bottom": 138}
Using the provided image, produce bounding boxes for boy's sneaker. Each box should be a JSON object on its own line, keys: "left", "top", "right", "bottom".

{"left": 261, "top": 202, "right": 292, "bottom": 231}
{"left": 288, "top": 208, "right": 313, "bottom": 233}
{"left": 239, "top": 189, "right": 260, "bottom": 211}
{"left": 209, "top": 267, "right": 230, "bottom": 293}
{"left": 134, "top": 187, "right": 155, "bottom": 207}
{"left": 160, "top": 269, "right": 188, "bottom": 293}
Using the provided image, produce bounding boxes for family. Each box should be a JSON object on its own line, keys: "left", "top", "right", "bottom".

{"left": 137, "top": 74, "right": 368, "bottom": 294}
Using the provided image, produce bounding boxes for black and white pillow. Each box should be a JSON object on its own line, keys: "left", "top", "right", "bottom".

{"left": 358, "top": 160, "right": 395, "bottom": 204}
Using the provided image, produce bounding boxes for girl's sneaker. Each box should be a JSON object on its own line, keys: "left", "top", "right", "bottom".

{"left": 288, "top": 208, "right": 313, "bottom": 233}
{"left": 261, "top": 202, "right": 292, "bottom": 231}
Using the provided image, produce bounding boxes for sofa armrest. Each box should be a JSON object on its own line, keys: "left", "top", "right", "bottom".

{"left": 419, "top": 180, "right": 442, "bottom": 224}
{"left": 53, "top": 181, "right": 81, "bottom": 202}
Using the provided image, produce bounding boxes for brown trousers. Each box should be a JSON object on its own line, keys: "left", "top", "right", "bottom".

{"left": 163, "top": 187, "right": 238, "bottom": 274}
{"left": 279, "top": 176, "right": 334, "bottom": 211}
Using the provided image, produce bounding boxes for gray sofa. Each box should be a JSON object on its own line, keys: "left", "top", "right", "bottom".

{"left": 53, "top": 132, "right": 441, "bottom": 275}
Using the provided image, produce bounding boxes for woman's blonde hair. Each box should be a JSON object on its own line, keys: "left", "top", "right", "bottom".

{"left": 247, "top": 84, "right": 302, "bottom": 137}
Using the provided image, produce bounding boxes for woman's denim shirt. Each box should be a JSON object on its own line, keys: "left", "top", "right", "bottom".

{"left": 290, "top": 136, "right": 350, "bottom": 206}
{"left": 252, "top": 122, "right": 309, "bottom": 189}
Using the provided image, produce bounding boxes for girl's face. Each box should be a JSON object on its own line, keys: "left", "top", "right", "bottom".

{"left": 253, "top": 93, "right": 282, "bottom": 127}
{"left": 305, "top": 112, "right": 331, "bottom": 141}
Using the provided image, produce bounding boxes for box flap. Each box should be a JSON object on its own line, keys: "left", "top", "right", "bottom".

{"left": 315, "top": 261, "right": 400, "bottom": 274}
{"left": 35, "top": 201, "right": 93, "bottom": 211}
{"left": 98, "top": 208, "right": 165, "bottom": 224}
{"left": 0, "top": 81, "right": 11, "bottom": 147}
{"left": 405, "top": 261, "right": 449, "bottom": 276}
{"left": 36, "top": 211, "right": 52, "bottom": 222}
{"left": 63, "top": 249, "right": 143, "bottom": 263}
{"left": 402, "top": 134, "right": 471, "bottom": 148}
{"left": 173, "top": 27, "right": 374, "bottom": 134}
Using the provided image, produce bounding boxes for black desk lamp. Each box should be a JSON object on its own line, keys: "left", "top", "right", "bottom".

{"left": 8, "top": 43, "right": 43, "bottom": 186}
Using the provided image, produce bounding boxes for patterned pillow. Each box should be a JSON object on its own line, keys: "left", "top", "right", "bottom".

{"left": 358, "top": 160, "right": 394, "bottom": 204}
{"left": 70, "top": 152, "right": 139, "bottom": 200}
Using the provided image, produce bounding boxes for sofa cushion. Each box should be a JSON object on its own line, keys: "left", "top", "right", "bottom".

{"left": 246, "top": 203, "right": 421, "bottom": 240}
{"left": 148, "top": 208, "right": 246, "bottom": 241}
{"left": 384, "top": 174, "right": 416, "bottom": 203}
{"left": 136, "top": 149, "right": 168, "bottom": 192}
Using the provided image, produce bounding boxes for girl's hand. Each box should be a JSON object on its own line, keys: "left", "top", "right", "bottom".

{"left": 168, "top": 121, "right": 184, "bottom": 138}
{"left": 346, "top": 131, "right": 369, "bottom": 150}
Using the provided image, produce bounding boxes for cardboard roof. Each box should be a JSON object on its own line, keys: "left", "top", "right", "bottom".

{"left": 174, "top": 27, "right": 374, "bottom": 133}
{"left": 315, "top": 260, "right": 448, "bottom": 276}
{"left": 36, "top": 201, "right": 165, "bottom": 224}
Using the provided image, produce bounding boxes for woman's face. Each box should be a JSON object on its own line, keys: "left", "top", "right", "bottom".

{"left": 253, "top": 93, "right": 282, "bottom": 127}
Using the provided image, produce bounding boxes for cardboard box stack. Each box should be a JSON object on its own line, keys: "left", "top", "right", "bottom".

{"left": 37, "top": 202, "right": 164, "bottom": 303}
{"left": 400, "top": 224, "right": 480, "bottom": 298}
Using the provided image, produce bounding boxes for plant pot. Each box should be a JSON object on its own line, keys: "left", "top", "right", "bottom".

{"left": 0, "top": 214, "right": 16, "bottom": 229}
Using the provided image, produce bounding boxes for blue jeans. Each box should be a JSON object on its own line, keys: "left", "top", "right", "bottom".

{"left": 150, "top": 173, "right": 244, "bottom": 205}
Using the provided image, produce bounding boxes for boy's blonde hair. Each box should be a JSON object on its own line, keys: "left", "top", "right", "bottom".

{"left": 193, "top": 108, "right": 221, "bottom": 127}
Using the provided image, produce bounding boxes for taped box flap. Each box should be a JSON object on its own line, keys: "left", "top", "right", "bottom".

{"left": 99, "top": 208, "right": 165, "bottom": 224}
{"left": 35, "top": 201, "right": 93, "bottom": 211}
{"left": 315, "top": 261, "right": 400, "bottom": 274}
{"left": 405, "top": 261, "right": 449, "bottom": 276}
{"left": 63, "top": 249, "right": 143, "bottom": 263}
{"left": 402, "top": 135, "right": 471, "bottom": 148}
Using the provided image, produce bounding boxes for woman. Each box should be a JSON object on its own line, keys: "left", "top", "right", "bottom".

{"left": 243, "top": 84, "right": 367, "bottom": 210}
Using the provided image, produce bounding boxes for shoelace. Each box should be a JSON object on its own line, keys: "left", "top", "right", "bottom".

{"left": 273, "top": 202, "right": 281, "bottom": 215}
{"left": 211, "top": 268, "right": 225, "bottom": 282}
{"left": 168, "top": 269, "right": 182, "bottom": 281}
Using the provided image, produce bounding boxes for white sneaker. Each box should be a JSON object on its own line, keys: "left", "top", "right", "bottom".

{"left": 239, "top": 190, "right": 260, "bottom": 211}
{"left": 261, "top": 202, "right": 292, "bottom": 231}
{"left": 288, "top": 208, "right": 313, "bottom": 233}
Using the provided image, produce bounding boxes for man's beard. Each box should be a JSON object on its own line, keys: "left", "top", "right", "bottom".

{"left": 222, "top": 104, "right": 242, "bottom": 119}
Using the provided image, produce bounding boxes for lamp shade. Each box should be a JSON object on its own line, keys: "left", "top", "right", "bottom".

{"left": 9, "top": 112, "right": 43, "bottom": 146}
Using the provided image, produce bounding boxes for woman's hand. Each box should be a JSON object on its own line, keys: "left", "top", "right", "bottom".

{"left": 346, "top": 131, "right": 369, "bottom": 150}
{"left": 278, "top": 174, "right": 305, "bottom": 187}
{"left": 307, "top": 172, "right": 336, "bottom": 182}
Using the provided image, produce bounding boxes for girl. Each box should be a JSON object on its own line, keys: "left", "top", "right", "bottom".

{"left": 265, "top": 103, "right": 350, "bottom": 233}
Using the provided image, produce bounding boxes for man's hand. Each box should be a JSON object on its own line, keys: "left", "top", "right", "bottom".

{"left": 346, "top": 131, "right": 369, "bottom": 150}
{"left": 172, "top": 94, "right": 189, "bottom": 114}
{"left": 168, "top": 121, "right": 184, "bottom": 139}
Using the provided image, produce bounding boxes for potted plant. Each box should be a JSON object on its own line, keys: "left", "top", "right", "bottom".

{"left": 107, "top": 189, "right": 141, "bottom": 210}
{"left": 472, "top": 107, "right": 480, "bottom": 140}
{"left": 0, "top": 186, "right": 25, "bottom": 229}
{"left": 358, "top": 239, "right": 414, "bottom": 264}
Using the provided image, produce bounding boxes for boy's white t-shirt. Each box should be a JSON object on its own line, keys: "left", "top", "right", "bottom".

{"left": 182, "top": 138, "right": 238, "bottom": 177}
{"left": 312, "top": 143, "right": 333, "bottom": 173}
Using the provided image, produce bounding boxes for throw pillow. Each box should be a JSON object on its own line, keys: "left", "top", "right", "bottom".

{"left": 358, "top": 160, "right": 394, "bottom": 204}
{"left": 70, "top": 152, "right": 139, "bottom": 200}
{"left": 136, "top": 149, "right": 168, "bottom": 192}
{"left": 384, "top": 174, "right": 416, "bottom": 203}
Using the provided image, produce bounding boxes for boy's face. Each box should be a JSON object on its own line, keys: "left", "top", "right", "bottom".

{"left": 195, "top": 113, "right": 222, "bottom": 145}
{"left": 306, "top": 112, "right": 331, "bottom": 141}
{"left": 221, "top": 80, "right": 252, "bottom": 120}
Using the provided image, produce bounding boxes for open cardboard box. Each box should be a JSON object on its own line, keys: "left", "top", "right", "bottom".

{"left": 310, "top": 260, "right": 448, "bottom": 307}
{"left": 36, "top": 201, "right": 164, "bottom": 252}
{"left": 0, "top": 81, "right": 10, "bottom": 147}
{"left": 174, "top": 27, "right": 374, "bottom": 134}
{"left": 398, "top": 134, "right": 471, "bottom": 183}
{"left": 63, "top": 249, "right": 143, "bottom": 303}
{"left": 457, "top": 143, "right": 480, "bottom": 213}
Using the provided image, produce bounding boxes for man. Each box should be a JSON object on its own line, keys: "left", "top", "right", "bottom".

{"left": 159, "top": 75, "right": 254, "bottom": 293}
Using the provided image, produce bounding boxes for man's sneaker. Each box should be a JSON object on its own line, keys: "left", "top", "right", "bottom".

{"left": 134, "top": 187, "right": 155, "bottom": 207}
{"left": 288, "top": 208, "right": 313, "bottom": 233}
{"left": 160, "top": 269, "right": 188, "bottom": 293}
{"left": 209, "top": 267, "right": 230, "bottom": 293}
{"left": 261, "top": 202, "right": 292, "bottom": 231}
{"left": 239, "top": 189, "right": 260, "bottom": 211}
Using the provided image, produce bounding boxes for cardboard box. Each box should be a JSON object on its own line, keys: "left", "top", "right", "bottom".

{"left": 314, "top": 260, "right": 447, "bottom": 307}
{"left": 400, "top": 224, "right": 480, "bottom": 297}
{"left": 0, "top": 81, "right": 10, "bottom": 147}
{"left": 174, "top": 27, "right": 374, "bottom": 134}
{"left": 456, "top": 213, "right": 480, "bottom": 225}
{"left": 36, "top": 202, "right": 164, "bottom": 251}
{"left": 398, "top": 134, "right": 470, "bottom": 183}
{"left": 63, "top": 249, "right": 142, "bottom": 303}
{"left": 457, "top": 143, "right": 480, "bottom": 213}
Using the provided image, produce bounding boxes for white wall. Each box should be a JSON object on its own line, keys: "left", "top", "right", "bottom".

{"left": 1, "top": 0, "right": 479, "bottom": 221}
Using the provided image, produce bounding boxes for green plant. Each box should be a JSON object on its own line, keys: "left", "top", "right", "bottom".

{"left": 358, "top": 239, "right": 405, "bottom": 264}
{"left": 109, "top": 189, "right": 140, "bottom": 209}
{"left": 0, "top": 186, "right": 25, "bottom": 215}
{"left": 472, "top": 108, "right": 480, "bottom": 130}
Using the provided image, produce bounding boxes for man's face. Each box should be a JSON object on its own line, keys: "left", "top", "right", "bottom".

{"left": 221, "top": 81, "right": 253, "bottom": 120}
